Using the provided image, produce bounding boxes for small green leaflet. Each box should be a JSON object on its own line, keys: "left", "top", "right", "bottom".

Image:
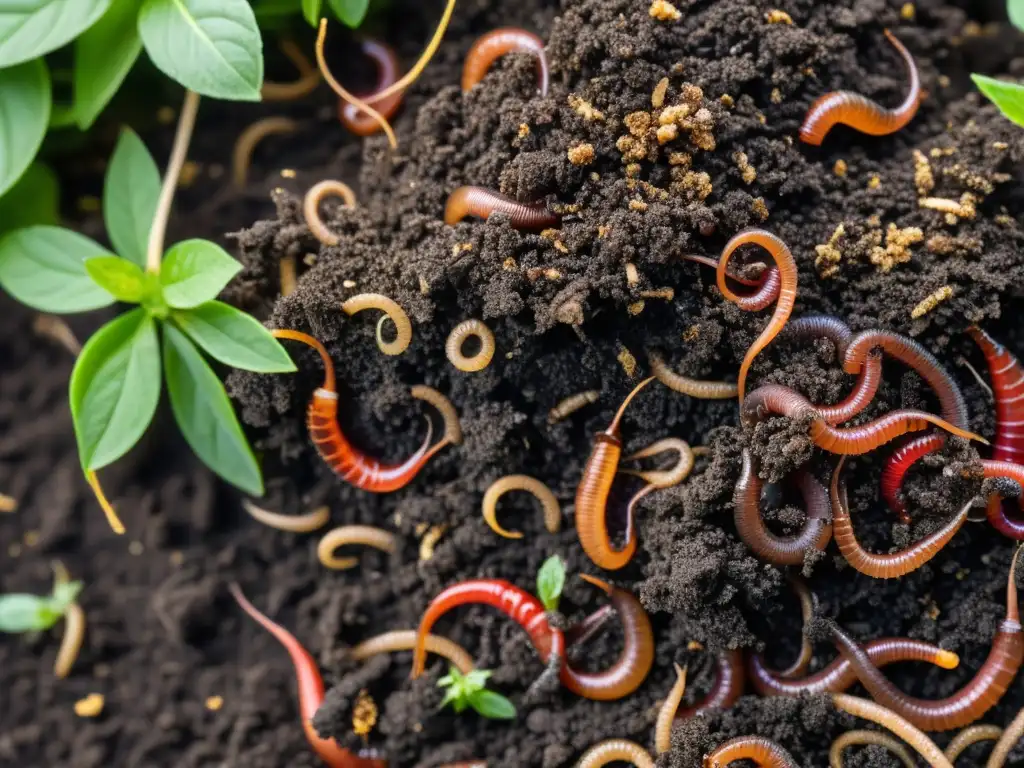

{"left": 104, "top": 128, "right": 161, "bottom": 267}
{"left": 302, "top": 0, "right": 323, "bottom": 25}
{"left": 973, "top": 74, "right": 1024, "bottom": 128}
{"left": 536, "top": 555, "right": 565, "bottom": 612}
{"left": 328, "top": 0, "right": 369, "bottom": 27}
{"left": 0, "top": 59, "right": 51, "bottom": 199}
{"left": 69, "top": 308, "right": 162, "bottom": 471}
{"left": 468, "top": 689, "right": 516, "bottom": 720}
{"left": 74, "top": 0, "right": 145, "bottom": 130}
{"left": 172, "top": 301, "right": 295, "bottom": 373}
{"left": 160, "top": 239, "right": 242, "bottom": 308}
{"left": 138, "top": 0, "right": 264, "bottom": 101}
{"left": 1010, "top": 0, "right": 1024, "bottom": 33}
{"left": 162, "top": 323, "right": 263, "bottom": 495}
{"left": 85, "top": 256, "right": 147, "bottom": 302}
{"left": 0, "top": 226, "right": 115, "bottom": 313}
{"left": 0, "top": 0, "right": 112, "bottom": 68}
{"left": 0, "top": 594, "right": 54, "bottom": 633}
{"left": 0, "top": 163, "right": 59, "bottom": 235}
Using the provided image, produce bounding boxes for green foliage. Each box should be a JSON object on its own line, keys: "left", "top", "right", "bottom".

{"left": 0, "top": 59, "right": 51, "bottom": 199}
{"left": 0, "top": 0, "right": 112, "bottom": 69}
{"left": 159, "top": 239, "right": 242, "bottom": 308}
{"left": 0, "top": 163, "right": 59, "bottom": 235}
{"left": 973, "top": 74, "right": 1024, "bottom": 128}
{"left": 329, "top": 0, "right": 370, "bottom": 27}
{"left": 73, "top": 0, "right": 144, "bottom": 129}
{"left": 1010, "top": 0, "right": 1024, "bottom": 32}
{"left": 104, "top": 128, "right": 161, "bottom": 267}
{"left": 0, "top": 576, "right": 82, "bottom": 634}
{"left": 438, "top": 668, "right": 517, "bottom": 720}
{"left": 172, "top": 301, "right": 296, "bottom": 373}
{"left": 536, "top": 555, "right": 566, "bottom": 612}
{"left": 302, "top": 0, "right": 323, "bottom": 26}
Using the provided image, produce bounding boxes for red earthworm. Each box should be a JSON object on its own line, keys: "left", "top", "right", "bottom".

{"left": 879, "top": 435, "right": 944, "bottom": 525}
{"left": 703, "top": 736, "right": 798, "bottom": 767}
{"left": 339, "top": 40, "right": 404, "bottom": 136}
{"left": 715, "top": 230, "right": 798, "bottom": 401}
{"left": 575, "top": 377, "right": 655, "bottom": 570}
{"left": 817, "top": 351, "right": 884, "bottom": 425}
{"left": 781, "top": 314, "right": 854, "bottom": 355}
{"left": 981, "top": 461, "right": 1024, "bottom": 540}
{"left": 831, "top": 694, "right": 953, "bottom": 768}
{"left": 561, "top": 575, "right": 655, "bottom": 701}
{"left": 681, "top": 253, "right": 781, "bottom": 312}
{"left": 564, "top": 604, "right": 615, "bottom": 649}
{"left": 830, "top": 456, "right": 971, "bottom": 578}
{"left": 799, "top": 30, "right": 922, "bottom": 146}
{"left": 229, "top": 584, "right": 386, "bottom": 768}
{"left": 674, "top": 649, "right": 745, "bottom": 719}
{"left": 733, "top": 449, "right": 832, "bottom": 566}
{"left": 444, "top": 186, "right": 559, "bottom": 230}
{"left": 830, "top": 548, "right": 1023, "bottom": 731}
{"left": 944, "top": 724, "right": 1003, "bottom": 763}
{"left": 829, "top": 730, "right": 915, "bottom": 768}
{"left": 272, "top": 329, "right": 451, "bottom": 492}
{"left": 462, "top": 28, "right": 550, "bottom": 97}
{"left": 748, "top": 636, "right": 960, "bottom": 698}
{"left": 742, "top": 384, "right": 986, "bottom": 455}
{"left": 969, "top": 326, "right": 1024, "bottom": 463}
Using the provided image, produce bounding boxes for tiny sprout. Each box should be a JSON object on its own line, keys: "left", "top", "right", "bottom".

{"left": 536, "top": 554, "right": 566, "bottom": 612}
{"left": 0, "top": 563, "right": 83, "bottom": 634}
{"left": 437, "top": 666, "right": 516, "bottom": 720}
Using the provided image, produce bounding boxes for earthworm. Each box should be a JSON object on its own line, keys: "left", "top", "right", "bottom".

{"left": 339, "top": 41, "right": 404, "bottom": 136}
{"left": 799, "top": 30, "right": 922, "bottom": 146}
{"left": 756, "top": 576, "right": 814, "bottom": 680}
{"left": 445, "top": 320, "right": 496, "bottom": 372}
{"left": 681, "top": 253, "right": 781, "bottom": 312}
{"left": 317, "top": 525, "right": 397, "bottom": 570}
{"left": 229, "top": 583, "right": 386, "bottom": 768}
{"left": 53, "top": 563, "right": 85, "bottom": 679}
{"left": 575, "top": 740, "right": 654, "bottom": 768}
{"left": 987, "top": 708, "right": 1024, "bottom": 767}
{"left": 410, "top": 385, "right": 463, "bottom": 448}
{"left": 575, "top": 377, "right": 655, "bottom": 570}
{"left": 817, "top": 351, "right": 883, "bottom": 425}
{"left": 741, "top": 384, "right": 985, "bottom": 455}
{"left": 316, "top": 20, "right": 397, "bottom": 148}
{"left": 830, "top": 694, "right": 953, "bottom": 768}
{"left": 411, "top": 579, "right": 565, "bottom": 680}
{"left": 561, "top": 575, "right": 654, "bottom": 701}
{"left": 548, "top": 390, "right": 600, "bottom": 423}
{"left": 968, "top": 326, "right": 1024, "bottom": 463}
{"left": 303, "top": 180, "right": 356, "bottom": 247}
{"left": 748, "top": 636, "right": 960, "bottom": 698}
{"left": 350, "top": 629, "right": 474, "bottom": 674}
{"left": 482, "top": 475, "right": 560, "bottom": 539}
{"left": 781, "top": 314, "right": 854, "bottom": 354}
{"left": 675, "top": 649, "right": 745, "bottom": 719}
{"left": 879, "top": 436, "right": 944, "bottom": 525}
{"left": 280, "top": 254, "right": 297, "bottom": 297}
{"left": 655, "top": 664, "right": 687, "bottom": 754}
{"left": 232, "top": 117, "right": 298, "bottom": 188}
{"left": 829, "top": 549, "right": 1023, "bottom": 731}
{"left": 983, "top": 461, "right": 1024, "bottom": 540}
{"left": 828, "top": 730, "right": 915, "bottom": 768}
{"left": 443, "top": 186, "right": 559, "bottom": 229}
{"left": 733, "top": 449, "right": 832, "bottom": 566}
{"left": 621, "top": 437, "right": 695, "bottom": 488}
{"left": 944, "top": 724, "right": 1003, "bottom": 762}
{"left": 342, "top": 293, "right": 413, "bottom": 356}
{"left": 272, "top": 329, "right": 451, "bottom": 491}
{"left": 262, "top": 39, "right": 321, "bottom": 101}
{"left": 715, "top": 229, "right": 798, "bottom": 402}
{"left": 830, "top": 456, "right": 970, "bottom": 577}
{"left": 648, "top": 351, "right": 738, "bottom": 399}
{"left": 462, "top": 28, "right": 550, "bottom": 97}
{"left": 242, "top": 499, "right": 330, "bottom": 533}
{"left": 703, "top": 736, "right": 797, "bottom": 767}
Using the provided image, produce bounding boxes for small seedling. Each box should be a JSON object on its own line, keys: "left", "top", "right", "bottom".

{"left": 0, "top": 570, "right": 82, "bottom": 634}
{"left": 437, "top": 667, "right": 516, "bottom": 720}
{"left": 536, "top": 554, "right": 566, "bottom": 612}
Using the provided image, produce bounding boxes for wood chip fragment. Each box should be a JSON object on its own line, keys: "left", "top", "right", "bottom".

{"left": 911, "top": 285, "right": 954, "bottom": 319}
{"left": 649, "top": 0, "right": 681, "bottom": 21}
{"left": 639, "top": 287, "right": 674, "bottom": 300}
{"left": 568, "top": 95, "right": 604, "bottom": 121}
{"left": 625, "top": 262, "right": 639, "bottom": 285}
{"left": 652, "top": 78, "right": 669, "bottom": 108}
{"left": 0, "top": 493, "right": 17, "bottom": 513}
{"left": 833, "top": 159, "right": 848, "bottom": 177}
{"left": 75, "top": 694, "right": 105, "bottom": 718}
{"left": 567, "top": 143, "right": 595, "bottom": 165}
{"left": 617, "top": 345, "right": 638, "bottom": 377}
{"left": 628, "top": 301, "right": 646, "bottom": 316}
{"left": 205, "top": 696, "right": 224, "bottom": 711}
{"left": 352, "top": 689, "right": 378, "bottom": 736}
{"left": 765, "top": 9, "right": 793, "bottom": 24}
{"left": 912, "top": 149, "right": 934, "bottom": 195}
{"left": 919, "top": 194, "right": 976, "bottom": 220}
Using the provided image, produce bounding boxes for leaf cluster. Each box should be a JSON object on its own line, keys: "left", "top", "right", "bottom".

{"left": 973, "top": 1, "right": 1024, "bottom": 126}
{"left": 437, "top": 667, "right": 517, "bottom": 720}
{"left": 0, "top": 129, "right": 294, "bottom": 498}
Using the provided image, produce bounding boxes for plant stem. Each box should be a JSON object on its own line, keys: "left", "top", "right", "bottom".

{"left": 146, "top": 90, "right": 201, "bottom": 274}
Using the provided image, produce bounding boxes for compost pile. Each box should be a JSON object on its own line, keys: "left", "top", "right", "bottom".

{"left": 6, "top": 0, "right": 1024, "bottom": 766}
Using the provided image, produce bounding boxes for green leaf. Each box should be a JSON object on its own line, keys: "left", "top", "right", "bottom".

{"left": 468, "top": 690, "right": 516, "bottom": 720}
{"left": 159, "top": 239, "right": 242, "bottom": 309}
{"left": 85, "top": 256, "right": 147, "bottom": 302}
{"left": 463, "top": 669, "right": 492, "bottom": 689}
{"left": 0, "top": 594, "right": 53, "bottom": 633}
{"left": 0, "top": 226, "right": 115, "bottom": 313}
{"left": 0, "top": 0, "right": 112, "bottom": 68}
{"left": 327, "top": 0, "right": 369, "bottom": 26}
{"left": 50, "top": 581, "right": 83, "bottom": 612}
{"left": 70, "top": 308, "right": 161, "bottom": 471}
{"left": 138, "top": 0, "right": 263, "bottom": 101}
{"left": 1010, "top": 0, "right": 1024, "bottom": 32}
{"left": 172, "top": 301, "right": 296, "bottom": 373}
{"left": 0, "top": 59, "right": 51, "bottom": 198}
{"left": 162, "top": 323, "right": 263, "bottom": 495}
{"left": 973, "top": 74, "right": 1024, "bottom": 128}
{"left": 536, "top": 555, "right": 565, "bottom": 612}
{"left": 103, "top": 128, "right": 160, "bottom": 267}
{"left": 74, "top": 0, "right": 144, "bottom": 130}
{"left": 0, "top": 163, "right": 59, "bottom": 235}
{"left": 302, "top": 0, "right": 322, "bottom": 25}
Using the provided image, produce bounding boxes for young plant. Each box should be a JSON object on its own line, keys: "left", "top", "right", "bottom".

{"left": 536, "top": 554, "right": 566, "bottom": 612}
{"left": 438, "top": 667, "right": 517, "bottom": 720}
{"left": 0, "top": 92, "right": 295, "bottom": 534}
{"left": 0, "top": 570, "right": 82, "bottom": 635}
{"left": 973, "top": 1, "right": 1024, "bottom": 127}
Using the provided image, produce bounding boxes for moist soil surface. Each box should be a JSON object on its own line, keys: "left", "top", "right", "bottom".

{"left": 5, "top": 0, "right": 1024, "bottom": 766}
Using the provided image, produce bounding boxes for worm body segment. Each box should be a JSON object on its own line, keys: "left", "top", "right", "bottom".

{"left": 621, "top": 438, "right": 695, "bottom": 489}
{"left": 444, "top": 186, "right": 559, "bottom": 230}
{"left": 54, "top": 602, "right": 85, "bottom": 679}
{"left": 655, "top": 664, "right": 687, "bottom": 754}
{"left": 829, "top": 730, "right": 915, "bottom": 768}
{"left": 575, "top": 739, "right": 654, "bottom": 768}
{"left": 242, "top": 499, "right": 330, "bottom": 533}
{"left": 649, "top": 352, "right": 738, "bottom": 399}
{"left": 304, "top": 180, "right": 357, "bottom": 247}
{"left": 339, "top": 40, "right": 404, "bottom": 136}
{"left": 982, "top": 461, "right": 1024, "bottom": 540}
{"left": 317, "top": 525, "right": 397, "bottom": 570}
{"left": 463, "top": 28, "right": 550, "bottom": 96}
{"left": 342, "top": 293, "right": 413, "bottom": 356}
{"left": 987, "top": 707, "right": 1024, "bottom": 767}
{"left": 703, "top": 736, "right": 798, "bottom": 767}
{"left": 351, "top": 629, "right": 474, "bottom": 675}
{"left": 799, "top": 30, "right": 921, "bottom": 145}
{"left": 969, "top": 326, "right": 1024, "bottom": 462}
{"left": 675, "top": 649, "right": 745, "bottom": 719}
{"left": 446, "top": 320, "right": 496, "bottom": 372}
{"left": 549, "top": 390, "right": 600, "bottom": 422}
{"left": 831, "top": 694, "right": 953, "bottom": 768}
{"left": 233, "top": 117, "right": 298, "bottom": 188}
{"left": 482, "top": 475, "right": 561, "bottom": 539}
{"left": 944, "top": 724, "right": 1003, "bottom": 763}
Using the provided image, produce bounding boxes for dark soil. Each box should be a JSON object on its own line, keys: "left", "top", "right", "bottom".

{"left": 5, "top": 0, "right": 1024, "bottom": 766}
